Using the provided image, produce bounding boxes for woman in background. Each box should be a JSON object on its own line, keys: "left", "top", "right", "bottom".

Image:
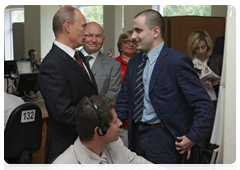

{"left": 187, "top": 29, "right": 223, "bottom": 163}
{"left": 107, "top": 30, "right": 137, "bottom": 147}
{"left": 107, "top": 30, "right": 137, "bottom": 84}
{"left": 187, "top": 29, "right": 223, "bottom": 109}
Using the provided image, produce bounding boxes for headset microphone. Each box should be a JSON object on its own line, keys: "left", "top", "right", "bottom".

{"left": 89, "top": 98, "right": 107, "bottom": 136}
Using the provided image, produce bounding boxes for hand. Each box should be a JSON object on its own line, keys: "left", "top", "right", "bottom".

{"left": 208, "top": 78, "right": 220, "bottom": 86}
{"left": 175, "top": 135, "right": 195, "bottom": 160}
{"left": 107, "top": 52, "right": 115, "bottom": 59}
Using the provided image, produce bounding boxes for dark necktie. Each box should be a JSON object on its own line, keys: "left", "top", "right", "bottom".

{"left": 74, "top": 52, "right": 89, "bottom": 76}
{"left": 85, "top": 55, "right": 93, "bottom": 68}
{"left": 133, "top": 53, "right": 148, "bottom": 123}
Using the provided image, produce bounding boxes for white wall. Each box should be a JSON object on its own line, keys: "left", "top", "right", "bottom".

{"left": 222, "top": 5, "right": 236, "bottom": 164}
{"left": 4, "top": 9, "right": 12, "bottom": 60}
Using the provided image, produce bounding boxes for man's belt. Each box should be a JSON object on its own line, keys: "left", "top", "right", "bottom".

{"left": 137, "top": 122, "right": 164, "bottom": 128}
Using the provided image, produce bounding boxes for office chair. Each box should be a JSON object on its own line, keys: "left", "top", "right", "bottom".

{"left": 4, "top": 103, "right": 42, "bottom": 164}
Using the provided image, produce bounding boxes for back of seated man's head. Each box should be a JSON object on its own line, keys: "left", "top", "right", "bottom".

{"left": 76, "top": 95, "right": 115, "bottom": 142}
{"left": 28, "top": 49, "right": 37, "bottom": 61}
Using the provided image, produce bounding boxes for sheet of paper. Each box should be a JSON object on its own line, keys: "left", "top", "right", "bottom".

{"left": 200, "top": 71, "right": 221, "bottom": 84}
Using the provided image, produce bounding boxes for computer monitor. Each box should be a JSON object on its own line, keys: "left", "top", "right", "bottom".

{"left": 17, "top": 73, "right": 39, "bottom": 101}
{"left": 4, "top": 60, "right": 17, "bottom": 75}
{"left": 17, "top": 61, "right": 32, "bottom": 75}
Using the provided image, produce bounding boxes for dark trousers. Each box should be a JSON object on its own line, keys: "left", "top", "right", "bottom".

{"left": 132, "top": 124, "right": 182, "bottom": 164}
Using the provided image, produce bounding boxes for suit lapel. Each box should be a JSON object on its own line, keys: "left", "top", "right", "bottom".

{"left": 149, "top": 44, "right": 169, "bottom": 93}
{"left": 52, "top": 44, "right": 97, "bottom": 90}
{"left": 91, "top": 52, "right": 106, "bottom": 75}
{"left": 67, "top": 56, "right": 92, "bottom": 82}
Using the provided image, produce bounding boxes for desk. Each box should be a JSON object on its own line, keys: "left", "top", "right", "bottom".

{"left": 29, "top": 95, "right": 48, "bottom": 164}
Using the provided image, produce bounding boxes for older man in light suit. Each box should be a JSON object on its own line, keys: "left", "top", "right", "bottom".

{"left": 81, "top": 22, "right": 121, "bottom": 101}
{"left": 52, "top": 95, "right": 152, "bottom": 164}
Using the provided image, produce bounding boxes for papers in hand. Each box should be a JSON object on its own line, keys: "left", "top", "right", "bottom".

{"left": 200, "top": 71, "right": 221, "bottom": 84}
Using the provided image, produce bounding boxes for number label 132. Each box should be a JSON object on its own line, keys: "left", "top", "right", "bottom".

{"left": 21, "top": 110, "right": 36, "bottom": 123}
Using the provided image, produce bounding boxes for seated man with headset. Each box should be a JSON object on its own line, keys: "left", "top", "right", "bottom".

{"left": 52, "top": 95, "right": 152, "bottom": 164}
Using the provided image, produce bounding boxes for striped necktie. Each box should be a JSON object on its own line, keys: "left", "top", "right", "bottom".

{"left": 133, "top": 53, "right": 148, "bottom": 123}
{"left": 100, "top": 157, "right": 110, "bottom": 170}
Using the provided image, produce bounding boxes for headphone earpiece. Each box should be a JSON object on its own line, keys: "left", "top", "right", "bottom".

{"left": 97, "top": 126, "right": 107, "bottom": 136}
{"left": 89, "top": 98, "right": 107, "bottom": 136}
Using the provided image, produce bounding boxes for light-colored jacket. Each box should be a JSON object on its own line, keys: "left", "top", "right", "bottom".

{"left": 91, "top": 52, "right": 121, "bottom": 101}
{"left": 52, "top": 138, "right": 152, "bottom": 164}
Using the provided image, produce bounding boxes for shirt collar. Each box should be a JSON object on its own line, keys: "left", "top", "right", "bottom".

{"left": 118, "top": 54, "right": 128, "bottom": 65}
{"left": 81, "top": 48, "right": 99, "bottom": 60}
{"left": 79, "top": 140, "right": 102, "bottom": 164}
{"left": 54, "top": 40, "right": 76, "bottom": 58}
{"left": 144, "top": 41, "right": 165, "bottom": 64}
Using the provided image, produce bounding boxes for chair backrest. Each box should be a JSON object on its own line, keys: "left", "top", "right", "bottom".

{"left": 4, "top": 103, "right": 42, "bottom": 159}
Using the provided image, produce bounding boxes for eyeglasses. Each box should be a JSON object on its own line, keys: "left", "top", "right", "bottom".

{"left": 123, "top": 39, "right": 136, "bottom": 44}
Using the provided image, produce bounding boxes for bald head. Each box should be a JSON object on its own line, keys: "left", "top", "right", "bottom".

{"left": 52, "top": 7, "right": 87, "bottom": 49}
{"left": 85, "top": 22, "right": 104, "bottom": 35}
{"left": 83, "top": 22, "right": 105, "bottom": 55}
{"left": 53, "top": 7, "right": 78, "bottom": 37}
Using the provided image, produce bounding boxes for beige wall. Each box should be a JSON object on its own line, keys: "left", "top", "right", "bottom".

{"left": 123, "top": 5, "right": 152, "bottom": 32}
{"left": 5, "top": 5, "right": 24, "bottom": 9}
{"left": 24, "top": 5, "right": 41, "bottom": 60}
{"left": 40, "top": 5, "right": 61, "bottom": 60}
{"left": 212, "top": 5, "right": 228, "bottom": 17}
{"left": 24, "top": 5, "right": 60, "bottom": 61}
{"left": 103, "top": 5, "right": 122, "bottom": 57}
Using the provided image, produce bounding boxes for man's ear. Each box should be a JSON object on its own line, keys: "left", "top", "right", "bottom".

{"left": 94, "top": 126, "right": 101, "bottom": 137}
{"left": 63, "top": 20, "right": 71, "bottom": 32}
{"left": 153, "top": 26, "right": 161, "bottom": 39}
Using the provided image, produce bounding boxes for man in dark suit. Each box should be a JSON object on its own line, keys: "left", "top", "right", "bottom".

{"left": 81, "top": 22, "right": 121, "bottom": 101}
{"left": 38, "top": 7, "right": 98, "bottom": 163}
{"left": 27, "top": 49, "right": 40, "bottom": 72}
{"left": 115, "top": 9, "right": 215, "bottom": 164}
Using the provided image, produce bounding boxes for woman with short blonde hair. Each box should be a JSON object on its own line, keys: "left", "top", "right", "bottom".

{"left": 187, "top": 29, "right": 223, "bottom": 110}
{"left": 187, "top": 29, "right": 213, "bottom": 59}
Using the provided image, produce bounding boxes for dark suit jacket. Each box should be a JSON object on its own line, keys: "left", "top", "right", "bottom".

{"left": 213, "top": 36, "right": 225, "bottom": 55}
{"left": 207, "top": 54, "right": 223, "bottom": 97}
{"left": 38, "top": 44, "right": 98, "bottom": 163}
{"left": 115, "top": 44, "right": 215, "bottom": 163}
